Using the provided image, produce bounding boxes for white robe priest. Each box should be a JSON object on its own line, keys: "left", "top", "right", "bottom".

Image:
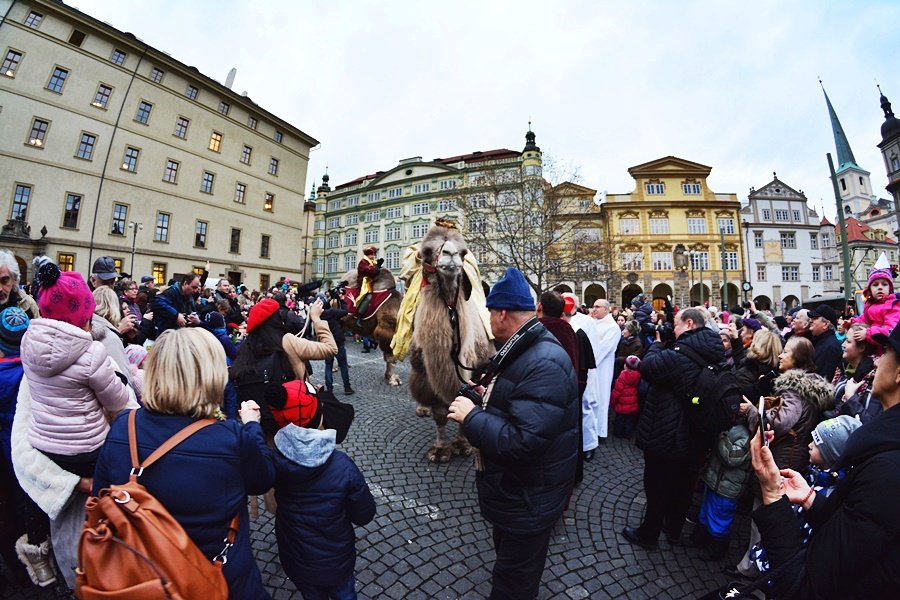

{"left": 583, "top": 301, "right": 621, "bottom": 447}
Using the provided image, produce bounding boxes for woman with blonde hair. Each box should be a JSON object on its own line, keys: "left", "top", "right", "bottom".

{"left": 736, "top": 328, "right": 782, "bottom": 400}
{"left": 91, "top": 286, "right": 134, "bottom": 385}
{"left": 92, "top": 327, "right": 274, "bottom": 599}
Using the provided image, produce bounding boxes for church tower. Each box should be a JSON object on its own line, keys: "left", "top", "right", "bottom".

{"left": 877, "top": 86, "right": 900, "bottom": 230}
{"left": 822, "top": 83, "right": 873, "bottom": 217}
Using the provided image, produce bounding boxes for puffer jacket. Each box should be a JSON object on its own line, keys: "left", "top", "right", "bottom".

{"left": 462, "top": 324, "right": 579, "bottom": 534}
{"left": 637, "top": 326, "right": 726, "bottom": 460}
{"left": 20, "top": 318, "right": 131, "bottom": 455}
{"left": 748, "top": 369, "right": 833, "bottom": 473}
{"left": 611, "top": 369, "right": 640, "bottom": 415}
{"left": 736, "top": 355, "right": 777, "bottom": 401}
{"left": 700, "top": 424, "right": 751, "bottom": 499}
{"left": 273, "top": 425, "right": 376, "bottom": 588}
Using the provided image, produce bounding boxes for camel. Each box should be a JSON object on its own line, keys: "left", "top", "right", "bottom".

{"left": 400, "top": 221, "right": 493, "bottom": 462}
{"left": 338, "top": 267, "right": 402, "bottom": 386}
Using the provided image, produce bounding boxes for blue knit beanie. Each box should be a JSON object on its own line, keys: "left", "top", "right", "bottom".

{"left": 0, "top": 307, "right": 29, "bottom": 356}
{"left": 486, "top": 268, "right": 535, "bottom": 311}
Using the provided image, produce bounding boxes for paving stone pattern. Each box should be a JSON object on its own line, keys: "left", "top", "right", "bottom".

{"left": 1, "top": 342, "right": 750, "bottom": 599}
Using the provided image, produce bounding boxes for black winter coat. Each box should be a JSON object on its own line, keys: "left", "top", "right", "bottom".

{"left": 636, "top": 327, "right": 726, "bottom": 460}
{"left": 811, "top": 331, "right": 842, "bottom": 381}
{"left": 321, "top": 300, "right": 349, "bottom": 348}
{"left": 736, "top": 356, "right": 777, "bottom": 401}
{"left": 753, "top": 402, "right": 900, "bottom": 599}
{"left": 462, "top": 325, "right": 579, "bottom": 534}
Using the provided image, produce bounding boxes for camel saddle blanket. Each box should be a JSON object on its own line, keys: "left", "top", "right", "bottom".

{"left": 343, "top": 288, "right": 392, "bottom": 320}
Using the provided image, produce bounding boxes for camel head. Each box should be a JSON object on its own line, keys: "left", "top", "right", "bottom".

{"left": 420, "top": 225, "right": 471, "bottom": 299}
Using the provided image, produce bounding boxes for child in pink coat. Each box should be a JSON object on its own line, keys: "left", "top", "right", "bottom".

{"left": 21, "top": 263, "right": 132, "bottom": 477}
{"left": 851, "top": 256, "right": 900, "bottom": 346}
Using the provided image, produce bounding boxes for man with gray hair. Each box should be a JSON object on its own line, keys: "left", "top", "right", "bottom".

{"left": 0, "top": 250, "right": 38, "bottom": 318}
{"left": 786, "top": 308, "right": 811, "bottom": 342}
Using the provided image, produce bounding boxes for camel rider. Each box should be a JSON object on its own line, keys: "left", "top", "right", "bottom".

{"left": 356, "top": 245, "right": 383, "bottom": 325}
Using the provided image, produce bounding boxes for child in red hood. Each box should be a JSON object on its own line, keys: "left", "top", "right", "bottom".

{"left": 611, "top": 355, "right": 641, "bottom": 439}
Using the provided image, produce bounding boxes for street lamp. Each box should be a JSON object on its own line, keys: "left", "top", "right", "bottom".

{"left": 128, "top": 221, "right": 143, "bottom": 275}
{"left": 687, "top": 249, "right": 706, "bottom": 306}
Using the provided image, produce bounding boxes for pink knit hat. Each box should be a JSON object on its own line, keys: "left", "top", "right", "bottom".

{"left": 866, "top": 268, "right": 894, "bottom": 294}
{"left": 36, "top": 263, "right": 95, "bottom": 327}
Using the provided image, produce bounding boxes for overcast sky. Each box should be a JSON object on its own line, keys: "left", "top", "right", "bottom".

{"left": 72, "top": 0, "right": 900, "bottom": 220}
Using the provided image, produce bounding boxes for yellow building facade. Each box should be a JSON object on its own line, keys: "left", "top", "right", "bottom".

{"left": 602, "top": 156, "right": 744, "bottom": 309}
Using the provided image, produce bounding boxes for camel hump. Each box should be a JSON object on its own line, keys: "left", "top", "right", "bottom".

{"left": 340, "top": 267, "right": 396, "bottom": 292}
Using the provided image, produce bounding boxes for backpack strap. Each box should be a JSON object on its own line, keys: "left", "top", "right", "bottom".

{"left": 127, "top": 409, "right": 216, "bottom": 480}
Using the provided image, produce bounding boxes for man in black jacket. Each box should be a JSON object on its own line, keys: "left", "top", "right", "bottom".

{"left": 623, "top": 307, "right": 726, "bottom": 549}
{"left": 320, "top": 292, "right": 354, "bottom": 395}
{"left": 807, "top": 305, "right": 842, "bottom": 380}
{"left": 448, "top": 268, "right": 578, "bottom": 600}
{"left": 749, "top": 323, "right": 900, "bottom": 599}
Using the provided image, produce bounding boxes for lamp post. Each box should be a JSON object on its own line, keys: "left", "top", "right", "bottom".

{"left": 128, "top": 221, "right": 143, "bottom": 275}
{"left": 688, "top": 250, "right": 696, "bottom": 305}
{"left": 742, "top": 219, "right": 751, "bottom": 301}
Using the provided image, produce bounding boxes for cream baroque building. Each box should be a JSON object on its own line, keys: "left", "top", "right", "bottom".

{"left": 0, "top": 0, "right": 318, "bottom": 288}
{"left": 602, "top": 157, "right": 744, "bottom": 309}
{"left": 312, "top": 129, "right": 542, "bottom": 285}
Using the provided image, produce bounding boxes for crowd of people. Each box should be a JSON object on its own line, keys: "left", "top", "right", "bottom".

{"left": 0, "top": 244, "right": 899, "bottom": 599}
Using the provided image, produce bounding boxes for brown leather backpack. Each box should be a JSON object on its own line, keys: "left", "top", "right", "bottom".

{"left": 76, "top": 410, "right": 236, "bottom": 599}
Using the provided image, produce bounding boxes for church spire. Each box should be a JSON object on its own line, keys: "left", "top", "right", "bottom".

{"left": 820, "top": 80, "right": 860, "bottom": 172}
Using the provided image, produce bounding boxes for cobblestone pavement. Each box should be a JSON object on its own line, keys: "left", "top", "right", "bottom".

{"left": 2, "top": 341, "right": 750, "bottom": 599}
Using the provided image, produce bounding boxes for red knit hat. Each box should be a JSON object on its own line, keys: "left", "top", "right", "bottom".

{"left": 246, "top": 298, "right": 280, "bottom": 333}
{"left": 270, "top": 380, "right": 322, "bottom": 429}
{"left": 563, "top": 295, "right": 577, "bottom": 315}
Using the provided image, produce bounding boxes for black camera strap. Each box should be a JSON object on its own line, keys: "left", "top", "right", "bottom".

{"left": 476, "top": 316, "right": 545, "bottom": 386}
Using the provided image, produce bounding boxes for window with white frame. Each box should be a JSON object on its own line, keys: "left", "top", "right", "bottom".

{"left": 438, "top": 200, "right": 456, "bottom": 212}
{"left": 387, "top": 187, "right": 403, "bottom": 199}
{"left": 775, "top": 209, "right": 789, "bottom": 221}
{"left": 468, "top": 194, "right": 488, "bottom": 209}
{"left": 812, "top": 265, "right": 821, "bottom": 281}
{"left": 722, "top": 251, "right": 738, "bottom": 270}
{"left": 619, "top": 218, "right": 639, "bottom": 235}
{"left": 793, "top": 209, "right": 802, "bottom": 221}
{"left": 411, "top": 223, "right": 429, "bottom": 238}
{"left": 326, "top": 234, "right": 339, "bottom": 248}
{"left": 439, "top": 179, "right": 457, "bottom": 190}
{"left": 717, "top": 218, "right": 735, "bottom": 234}
{"left": 386, "top": 225, "right": 401, "bottom": 240}
{"left": 645, "top": 183, "right": 665, "bottom": 195}
{"left": 364, "top": 229, "right": 379, "bottom": 244}
{"left": 467, "top": 217, "right": 487, "bottom": 234}
{"left": 327, "top": 199, "right": 341, "bottom": 211}
{"left": 313, "top": 258, "right": 324, "bottom": 274}
{"left": 326, "top": 256, "right": 338, "bottom": 273}
{"left": 344, "top": 254, "right": 356, "bottom": 272}
{"left": 344, "top": 231, "right": 357, "bottom": 246}
{"left": 754, "top": 231, "right": 763, "bottom": 248}
{"left": 690, "top": 252, "right": 710, "bottom": 270}
{"left": 682, "top": 182, "right": 701, "bottom": 194}
{"left": 413, "top": 183, "right": 430, "bottom": 194}
{"left": 346, "top": 196, "right": 359, "bottom": 207}
{"left": 782, "top": 265, "right": 799, "bottom": 281}
{"left": 314, "top": 220, "right": 324, "bottom": 231}
{"left": 780, "top": 232, "right": 796, "bottom": 249}
{"left": 366, "top": 191, "right": 380, "bottom": 203}
{"left": 821, "top": 232, "right": 833, "bottom": 247}
{"left": 498, "top": 191, "right": 517, "bottom": 206}
{"left": 346, "top": 214, "right": 358, "bottom": 225}
{"left": 824, "top": 265, "right": 833, "bottom": 280}
{"left": 622, "top": 251, "right": 643, "bottom": 271}
{"left": 327, "top": 217, "right": 340, "bottom": 228}
{"left": 687, "top": 217, "right": 707, "bottom": 234}
{"left": 757, "top": 264, "right": 767, "bottom": 281}
{"left": 365, "top": 210, "right": 380, "bottom": 222}
{"left": 762, "top": 208, "right": 771, "bottom": 221}
{"left": 809, "top": 233, "right": 818, "bottom": 249}
{"left": 412, "top": 202, "right": 430, "bottom": 216}
{"left": 651, "top": 252, "right": 672, "bottom": 270}
{"left": 649, "top": 218, "right": 669, "bottom": 234}
{"left": 386, "top": 207, "right": 402, "bottom": 219}
{"left": 386, "top": 250, "right": 401, "bottom": 270}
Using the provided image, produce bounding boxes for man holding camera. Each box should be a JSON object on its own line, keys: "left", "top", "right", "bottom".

{"left": 622, "top": 307, "right": 727, "bottom": 549}
{"left": 448, "top": 268, "right": 578, "bottom": 600}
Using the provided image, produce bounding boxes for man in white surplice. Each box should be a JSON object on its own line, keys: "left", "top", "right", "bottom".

{"left": 582, "top": 299, "right": 621, "bottom": 454}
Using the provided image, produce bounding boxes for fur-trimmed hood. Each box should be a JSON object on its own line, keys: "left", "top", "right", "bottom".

{"left": 773, "top": 369, "right": 834, "bottom": 412}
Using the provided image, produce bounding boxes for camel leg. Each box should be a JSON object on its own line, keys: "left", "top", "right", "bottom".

{"left": 427, "top": 405, "right": 454, "bottom": 463}
{"left": 451, "top": 429, "right": 473, "bottom": 457}
{"left": 383, "top": 351, "right": 401, "bottom": 387}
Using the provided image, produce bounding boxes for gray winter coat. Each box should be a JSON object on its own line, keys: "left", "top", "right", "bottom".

{"left": 700, "top": 424, "right": 751, "bottom": 499}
